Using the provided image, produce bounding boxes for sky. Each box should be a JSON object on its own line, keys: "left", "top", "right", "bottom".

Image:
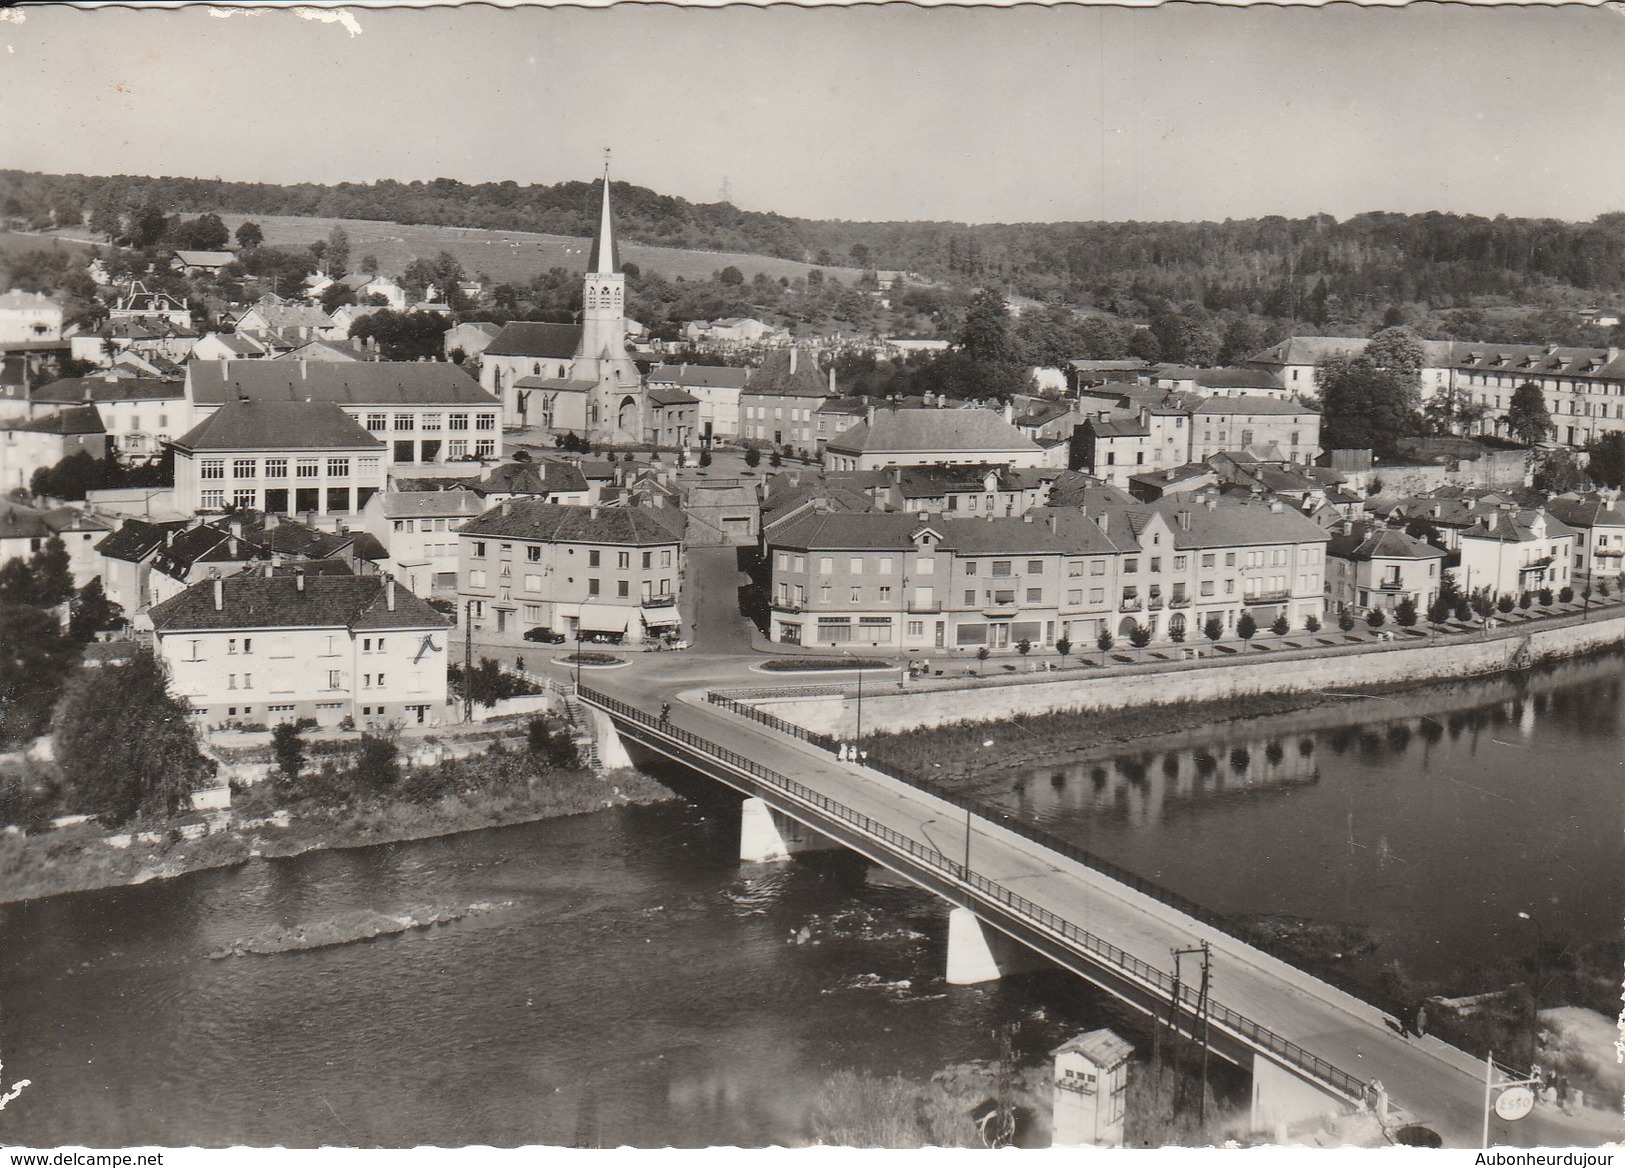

{"left": 2, "top": 2, "right": 1624, "bottom": 226}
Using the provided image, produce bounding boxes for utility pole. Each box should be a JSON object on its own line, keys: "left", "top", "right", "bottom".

{"left": 1171, "top": 943, "right": 1213, "bottom": 1126}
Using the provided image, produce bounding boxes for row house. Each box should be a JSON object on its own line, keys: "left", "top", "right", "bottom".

{"left": 1544, "top": 495, "right": 1625, "bottom": 585}
{"left": 1245, "top": 336, "right": 1463, "bottom": 402}
{"left": 1455, "top": 506, "right": 1577, "bottom": 598}
{"left": 825, "top": 407, "right": 1050, "bottom": 472}
{"left": 185, "top": 361, "right": 502, "bottom": 467}
{"left": 881, "top": 464, "right": 1055, "bottom": 517}
{"left": 457, "top": 500, "right": 684, "bottom": 645}
{"left": 1324, "top": 520, "right": 1447, "bottom": 616}
{"left": 766, "top": 494, "right": 1328, "bottom": 651}
{"left": 1374, "top": 491, "right": 1521, "bottom": 552}
{"left": 1188, "top": 397, "right": 1320, "bottom": 465}
{"left": 738, "top": 348, "right": 832, "bottom": 451}
{"left": 28, "top": 372, "right": 186, "bottom": 461}
{"left": 150, "top": 569, "right": 450, "bottom": 729}
{"left": 69, "top": 318, "right": 197, "bottom": 368}
{"left": 646, "top": 363, "right": 750, "bottom": 442}
{"left": 170, "top": 399, "right": 387, "bottom": 522}
{"left": 360, "top": 488, "right": 488, "bottom": 597}
{"left": 1452, "top": 344, "right": 1625, "bottom": 447}
{"left": 1073, "top": 406, "right": 1189, "bottom": 487}
{"left": 0, "top": 405, "right": 105, "bottom": 491}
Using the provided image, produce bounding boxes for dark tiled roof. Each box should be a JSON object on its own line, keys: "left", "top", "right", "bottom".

{"left": 187, "top": 360, "right": 495, "bottom": 406}
{"left": 648, "top": 385, "right": 699, "bottom": 407}
{"left": 95, "top": 518, "right": 189, "bottom": 563}
{"left": 33, "top": 376, "right": 185, "bottom": 405}
{"left": 150, "top": 574, "right": 447, "bottom": 633}
{"left": 460, "top": 500, "right": 683, "bottom": 545}
{"left": 1325, "top": 521, "right": 1446, "bottom": 562}
{"left": 0, "top": 502, "right": 58, "bottom": 541}
{"left": 3, "top": 405, "right": 105, "bottom": 435}
{"left": 1194, "top": 396, "right": 1318, "bottom": 416}
{"left": 648, "top": 364, "right": 751, "bottom": 390}
{"left": 151, "top": 525, "right": 264, "bottom": 579}
{"left": 746, "top": 350, "right": 829, "bottom": 397}
{"left": 376, "top": 489, "right": 488, "bottom": 519}
{"left": 1543, "top": 495, "right": 1625, "bottom": 530}
{"left": 484, "top": 322, "right": 583, "bottom": 360}
{"left": 477, "top": 459, "right": 591, "bottom": 496}
{"left": 828, "top": 408, "right": 1039, "bottom": 456}
{"left": 171, "top": 399, "right": 384, "bottom": 453}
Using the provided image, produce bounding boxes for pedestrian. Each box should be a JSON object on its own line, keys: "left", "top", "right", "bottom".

{"left": 1414, "top": 999, "right": 1427, "bottom": 1037}
{"left": 659, "top": 702, "right": 671, "bottom": 724}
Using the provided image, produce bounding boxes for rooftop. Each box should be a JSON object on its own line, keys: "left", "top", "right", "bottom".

{"left": 170, "top": 399, "right": 384, "bottom": 453}
{"left": 461, "top": 499, "right": 683, "bottom": 545}
{"left": 483, "top": 321, "right": 584, "bottom": 360}
{"left": 187, "top": 360, "right": 496, "bottom": 407}
{"left": 149, "top": 573, "right": 447, "bottom": 633}
{"left": 828, "top": 407, "right": 1040, "bottom": 456}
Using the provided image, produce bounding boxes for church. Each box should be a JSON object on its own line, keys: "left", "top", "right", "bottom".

{"left": 480, "top": 164, "right": 649, "bottom": 444}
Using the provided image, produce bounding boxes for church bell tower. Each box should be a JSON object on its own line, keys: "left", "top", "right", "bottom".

{"left": 578, "top": 151, "right": 641, "bottom": 441}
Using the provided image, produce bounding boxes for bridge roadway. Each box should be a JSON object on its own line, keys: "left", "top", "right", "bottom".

{"left": 548, "top": 647, "right": 1624, "bottom": 1151}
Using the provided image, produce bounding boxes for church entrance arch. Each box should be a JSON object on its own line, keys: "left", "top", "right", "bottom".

{"left": 617, "top": 395, "right": 638, "bottom": 435}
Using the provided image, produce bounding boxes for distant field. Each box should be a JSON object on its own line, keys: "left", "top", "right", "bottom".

{"left": 0, "top": 230, "right": 92, "bottom": 264}
{"left": 211, "top": 214, "right": 864, "bottom": 288}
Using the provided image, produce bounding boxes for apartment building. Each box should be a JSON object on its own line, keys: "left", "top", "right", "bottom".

{"left": 457, "top": 500, "right": 684, "bottom": 645}
{"left": 1455, "top": 506, "right": 1577, "bottom": 598}
{"left": 1324, "top": 520, "right": 1448, "bottom": 616}
{"left": 1188, "top": 397, "right": 1321, "bottom": 465}
{"left": 149, "top": 569, "right": 450, "bottom": 729}
{"left": 1544, "top": 495, "right": 1625, "bottom": 585}
{"left": 361, "top": 488, "right": 487, "bottom": 596}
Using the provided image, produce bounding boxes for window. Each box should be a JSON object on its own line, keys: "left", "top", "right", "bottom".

{"left": 469, "top": 570, "right": 487, "bottom": 587}
{"left": 850, "top": 558, "right": 864, "bottom": 574}
{"left": 965, "top": 562, "right": 977, "bottom": 576}
{"left": 964, "top": 589, "right": 977, "bottom": 605}
{"left": 360, "top": 457, "right": 380, "bottom": 477}
{"left": 264, "top": 458, "right": 287, "bottom": 479}
{"left": 850, "top": 586, "right": 862, "bottom": 603}
{"left": 907, "top": 620, "right": 924, "bottom": 638}
{"left": 476, "top": 414, "right": 496, "bottom": 431}
{"left": 233, "top": 458, "right": 256, "bottom": 479}
{"left": 993, "top": 588, "right": 1016, "bottom": 605}
{"left": 1174, "top": 555, "right": 1187, "bottom": 571}
{"left": 200, "top": 459, "right": 225, "bottom": 480}
{"left": 394, "top": 413, "right": 415, "bottom": 431}
{"left": 616, "top": 580, "right": 629, "bottom": 598}
{"left": 819, "top": 557, "right": 834, "bottom": 574}
{"left": 1150, "top": 557, "right": 1161, "bottom": 573}
{"left": 1027, "top": 560, "right": 1043, "bottom": 575}
{"left": 200, "top": 489, "right": 225, "bottom": 510}
{"left": 1124, "top": 558, "right": 1138, "bottom": 574}
{"left": 878, "top": 585, "right": 892, "bottom": 602}
{"left": 1200, "top": 580, "right": 1215, "bottom": 596}
{"left": 1225, "top": 552, "right": 1237, "bottom": 567}
{"left": 1090, "top": 560, "right": 1106, "bottom": 576}
{"left": 991, "top": 561, "right": 1012, "bottom": 577}
{"left": 234, "top": 489, "right": 257, "bottom": 508}
{"left": 296, "top": 459, "right": 320, "bottom": 478}
{"left": 1026, "top": 587, "right": 1042, "bottom": 603}
{"left": 474, "top": 439, "right": 494, "bottom": 459}
{"left": 617, "top": 551, "right": 631, "bottom": 570}
{"left": 447, "top": 440, "right": 468, "bottom": 459}
{"left": 586, "top": 549, "right": 601, "bottom": 568}
{"left": 366, "top": 412, "right": 387, "bottom": 432}
{"left": 661, "top": 550, "right": 673, "bottom": 568}
{"left": 642, "top": 550, "right": 652, "bottom": 570}
{"left": 1067, "top": 589, "right": 1083, "bottom": 604}
{"left": 328, "top": 670, "right": 342, "bottom": 689}
{"left": 422, "top": 414, "right": 442, "bottom": 432}
{"left": 449, "top": 413, "right": 469, "bottom": 431}
{"left": 588, "top": 578, "right": 600, "bottom": 596}
{"left": 1088, "top": 588, "right": 1104, "bottom": 604}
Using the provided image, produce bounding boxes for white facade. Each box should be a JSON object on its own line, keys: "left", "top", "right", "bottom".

{"left": 0, "top": 290, "right": 64, "bottom": 345}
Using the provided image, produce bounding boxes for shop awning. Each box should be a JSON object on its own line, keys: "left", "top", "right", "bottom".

{"left": 641, "top": 606, "right": 682, "bottom": 627}
{"left": 577, "top": 603, "right": 631, "bottom": 633}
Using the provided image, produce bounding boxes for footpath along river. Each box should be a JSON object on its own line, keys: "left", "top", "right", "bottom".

{"left": 0, "top": 653, "right": 1619, "bottom": 1147}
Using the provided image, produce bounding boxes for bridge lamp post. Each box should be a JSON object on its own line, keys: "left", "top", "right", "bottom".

{"left": 1516, "top": 910, "right": 1545, "bottom": 1058}
{"left": 574, "top": 628, "right": 585, "bottom": 692}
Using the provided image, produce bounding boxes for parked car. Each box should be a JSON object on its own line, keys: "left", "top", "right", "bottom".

{"left": 523, "top": 626, "right": 567, "bottom": 644}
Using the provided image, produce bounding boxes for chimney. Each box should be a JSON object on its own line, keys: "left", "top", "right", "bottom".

{"left": 1003, "top": 400, "right": 1015, "bottom": 424}
{"left": 228, "top": 516, "right": 243, "bottom": 540}
{"left": 212, "top": 573, "right": 223, "bottom": 611}
{"left": 301, "top": 359, "right": 308, "bottom": 380}
{"left": 386, "top": 576, "right": 396, "bottom": 611}
{"left": 1047, "top": 513, "right": 1057, "bottom": 534}
{"left": 1269, "top": 500, "right": 1283, "bottom": 513}
{"left": 295, "top": 567, "right": 306, "bottom": 593}
{"left": 589, "top": 505, "right": 599, "bottom": 521}
{"left": 1341, "top": 519, "right": 1355, "bottom": 536}
{"left": 789, "top": 349, "right": 798, "bottom": 376}
{"left": 263, "top": 560, "right": 274, "bottom": 578}
{"left": 829, "top": 365, "right": 837, "bottom": 396}
{"left": 501, "top": 499, "right": 512, "bottom": 516}
{"left": 1177, "top": 510, "right": 1191, "bottom": 531}
{"left": 1022, "top": 512, "right": 1033, "bottom": 523}
{"left": 1099, "top": 512, "right": 1109, "bottom": 533}
{"left": 165, "top": 527, "right": 176, "bottom": 547}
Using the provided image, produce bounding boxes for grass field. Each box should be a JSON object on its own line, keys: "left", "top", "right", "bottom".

{"left": 210, "top": 213, "right": 864, "bottom": 288}
{"left": 0, "top": 229, "right": 92, "bottom": 263}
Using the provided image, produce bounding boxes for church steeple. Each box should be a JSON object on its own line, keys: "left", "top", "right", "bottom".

{"left": 587, "top": 152, "right": 619, "bottom": 275}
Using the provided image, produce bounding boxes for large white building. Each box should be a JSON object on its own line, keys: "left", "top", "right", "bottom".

{"left": 184, "top": 361, "right": 502, "bottom": 468}
{"left": 361, "top": 488, "right": 487, "bottom": 597}
{"left": 0, "top": 289, "right": 65, "bottom": 345}
{"left": 170, "top": 399, "right": 388, "bottom": 522}
{"left": 149, "top": 569, "right": 450, "bottom": 729}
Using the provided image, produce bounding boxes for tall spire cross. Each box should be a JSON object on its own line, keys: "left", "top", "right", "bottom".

{"left": 588, "top": 148, "right": 619, "bottom": 274}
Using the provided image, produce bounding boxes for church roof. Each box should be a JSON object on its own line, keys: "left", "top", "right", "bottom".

{"left": 486, "top": 321, "right": 584, "bottom": 359}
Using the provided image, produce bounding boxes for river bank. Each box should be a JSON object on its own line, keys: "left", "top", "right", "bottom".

{"left": 0, "top": 763, "right": 676, "bottom": 907}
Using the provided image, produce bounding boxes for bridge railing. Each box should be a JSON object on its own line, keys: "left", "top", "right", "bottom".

{"left": 579, "top": 684, "right": 1370, "bottom": 1105}
{"left": 706, "top": 691, "right": 839, "bottom": 751}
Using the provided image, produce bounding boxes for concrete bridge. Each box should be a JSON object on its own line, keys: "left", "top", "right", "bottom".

{"left": 561, "top": 670, "right": 1619, "bottom": 1150}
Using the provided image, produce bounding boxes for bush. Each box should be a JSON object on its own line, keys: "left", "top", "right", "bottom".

{"left": 1394, "top": 598, "right": 1418, "bottom": 627}
{"left": 1096, "top": 629, "right": 1114, "bottom": 653}
{"left": 1366, "top": 607, "right": 1387, "bottom": 628}
{"left": 1168, "top": 621, "right": 1186, "bottom": 644}
{"left": 1339, "top": 611, "right": 1356, "bottom": 632}
{"left": 1427, "top": 597, "right": 1452, "bottom": 624}
{"left": 1270, "top": 614, "right": 1290, "bottom": 636}
{"left": 1236, "top": 613, "right": 1257, "bottom": 641}
{"left": 1518, "top": 590, "right": 1533, "bottom": 610}
{"left": 1127, "top": 622, "right": 1151, "bottom": 648}
{"left": 1454, "top": 599, "right": 1473, "bottom": 622}
{"left": 698, "top": 449, "right": 712, "bottom": 468}
{"left": 744, "top": 446, "right": 761, "bottom": 469}
{"left": 1303, "top": 614, "right": 1322, "bottom": 633}
{"left": 1559, "top": 586, "right": 1573, "bottom": 603}
{"left": 271, "top": 721, "right": 305, "bottom": 786}
{"left": 353, "top": 733, "right": 399, "bottom": 791}
{"left": 1497, "top": 594, "right": 1515, "bottom": 614}
{"left": 1539, "top": 587, "right": 1554, "bottom": 606}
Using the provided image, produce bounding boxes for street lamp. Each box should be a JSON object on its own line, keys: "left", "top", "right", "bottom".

{"left": 574, "top": 628, "right": 585, "bottom": 692}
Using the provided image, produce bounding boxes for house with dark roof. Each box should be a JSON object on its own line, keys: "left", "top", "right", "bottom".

{"left": 646, "top": 383, "right": 698, "bottom": 449}
{"left": 739, "top": 350, "right": 832, "bottom": 452}
{"left": 171, "top": 250, "right": 236, "bottom": 276}
{"left": 825, "top": 406, "right": 1048, "bottom": 473}
{"left": 1543, "top": 494, "right": 1625, "bottom": 584}
{"left": 1, "top": 500, "right": 109, "bottom": 585}
{"left": 1456, "top": 505, "right": 1577, "bottom": 598}
{"left": 456, "top": 499, "right": 684, "bottom": 645}
{"left": 93, "top": 516, "right": 191, "bottom": 613}
{"left": 360, "top": 488, "right": 488, "bottom": 595}
{"left": 29, "top": 371, "right": 186, "bottom": 462}
{"left": 149, "top": 569, "right": 449, "bottom": 729}
{"left": 1189, "top": 396, "right": 1320, "bottom": 466}
{"left": 1324, "top": 519, "right": 1448, "bottom": 616}
{"left": 442, "top": 321, "right": 502, "bottom": 363}
{"left": 171, "top": 399, "right": 387, "bottom": 523}
{"left": 107, "top": 282, "right": 192, "bottom": 330}
{"left": 184, "top": 360, "right": 501, "bottom": 467}
{"left": 192, "top": 331, "right": 270, "bottom": 362}
{"left": 647, "top": 363, "right": 751, "bottom": 441}
{"left": 0, "top": 405, "right": 106, "bottom": 491}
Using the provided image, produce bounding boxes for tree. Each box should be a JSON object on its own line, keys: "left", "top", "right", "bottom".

{"left": 353, "top": 732, "right": 400, "bottom": 791}
{"left": 170, "top": 213, "right": 229, "bottom": 251}
{"left": 1584, "top": 432, "right": 1625, "bottom": 489}
{"left": 30, "top": 538, "right": 72, "bottom": 608}
{"left": 1303, "top": 614, "right": 1321, "bottom": 633}
{"left": 1096, "top": 629, "right": 1115, "bottom": 653}
{"left": 951, "top": 288, "right": 1029, "bottom": 400}
{"left": 698, "top": 449, "right": 712, "bottom": 468}
{"left": 1339, "top": 611, "right": 1357, "bottom": 632}
{"left": 718, "top": 265, "right": 744, "bottom": 286}
{"left": 1016, "top": 638, "right": 1032, "bottom": 659}
{"left": 1127, "top": 622, "right": 1152, "bottom": 648}
{"left": 326, "top": 225, "right": 351, "bottom": 278}
{"left": 89, "top": 201, "right": 122, "bottom": 244}
{"left": 0, "top": 601, "right": 78, "bottom": 747}
{"left": 769, "top": 447, "right": 783, "bottom": 468}
{"left": 126, "top": 204, "right": 170, "bottom": 250}
{"left": 348, "top": 308, "right": 450, "bottom": 361}
{"left": 1236, "top": 612, "right": 1257, "bottom": 642}
{"left": 234, "top": 221, "right": 264, "bottom": 251}
{"left": 1055, "top": 636, "right": 1072, "bottom": 661}
{"left": 361, "top": 253, "right": 379, "bottom": 275}
{"left": 1427, "top": 596, "right": 1453, "bottom": 625}
{"left": 1168, "top": 620, "right": 1186, "bottom": 644}
{"left": 55, "top": 649, "right": 208, "bottom": 824}
{"left": 975, "top": 646, "right": 990, "bottom": 673}
{"left": 68, "top": 578, "right": 122, "bottom": 642}
{"left": 1506, "top": 382, "right": 1552, "bottom": 446}
{"left": 1271, "top": 614, "right": 1291, "bottom": 636}
{"left": 744, "top": 446, "right": 761, "bottom": 469}
{"left": 1314, "top": 326, "right": 1425, "bottom": 457}
{"left": 1395, "top": 598, "right": 1418, "bottom": 627}
{"left": 1367, "top": 607, "right": 1387, "bottom": 627}
{"left": 271, "top": 721, "right": 306, "bottom": 787}
{"left": 1203, "top": 615, "right": 1223, "bottom": 642}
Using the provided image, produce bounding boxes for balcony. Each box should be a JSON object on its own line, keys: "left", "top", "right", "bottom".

{"left": 1147, "top": 596, "right": 1165, "bottom": 611}
{"left": 643, "top": 593, "right": 677, "bottom": 608}
{"left": 906, "top": 601, "right": 943, "bottom": 614}
{"left": 1118, "top": 597, "right": 1143, "bottom": 612}
{"left": 1377, "top": 580, "right": 1405, "bottom": 592}
{"left": 1244, "top": 589, "right": 1291, "bottom": 604}
{"left": 770, "top": 599, "right": 805, "bottom": 614}
{"left": 1168, "top": 596, "right": 1191, "bottom": 609}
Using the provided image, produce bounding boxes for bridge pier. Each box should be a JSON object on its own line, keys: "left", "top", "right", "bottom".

{"left": 738, "top": 797, "right": 841, "bottom": 863}
{"left": 582, "top": 704, "right": 633, "bottom": 770}
{"left": 1250, "top": 1052, "right": 1353, "bottom": 1138}
{"left": 946, "top": 906, "right": 1045, "bottom": 985}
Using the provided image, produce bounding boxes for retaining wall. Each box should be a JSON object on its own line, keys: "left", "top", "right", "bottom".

{"left": 748, "top": 610, "right": 1625, "bottom": 736}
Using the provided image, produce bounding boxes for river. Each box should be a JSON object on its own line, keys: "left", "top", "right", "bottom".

{"left": 1, "top": 656, "right": 1620, "bottom": 1147}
